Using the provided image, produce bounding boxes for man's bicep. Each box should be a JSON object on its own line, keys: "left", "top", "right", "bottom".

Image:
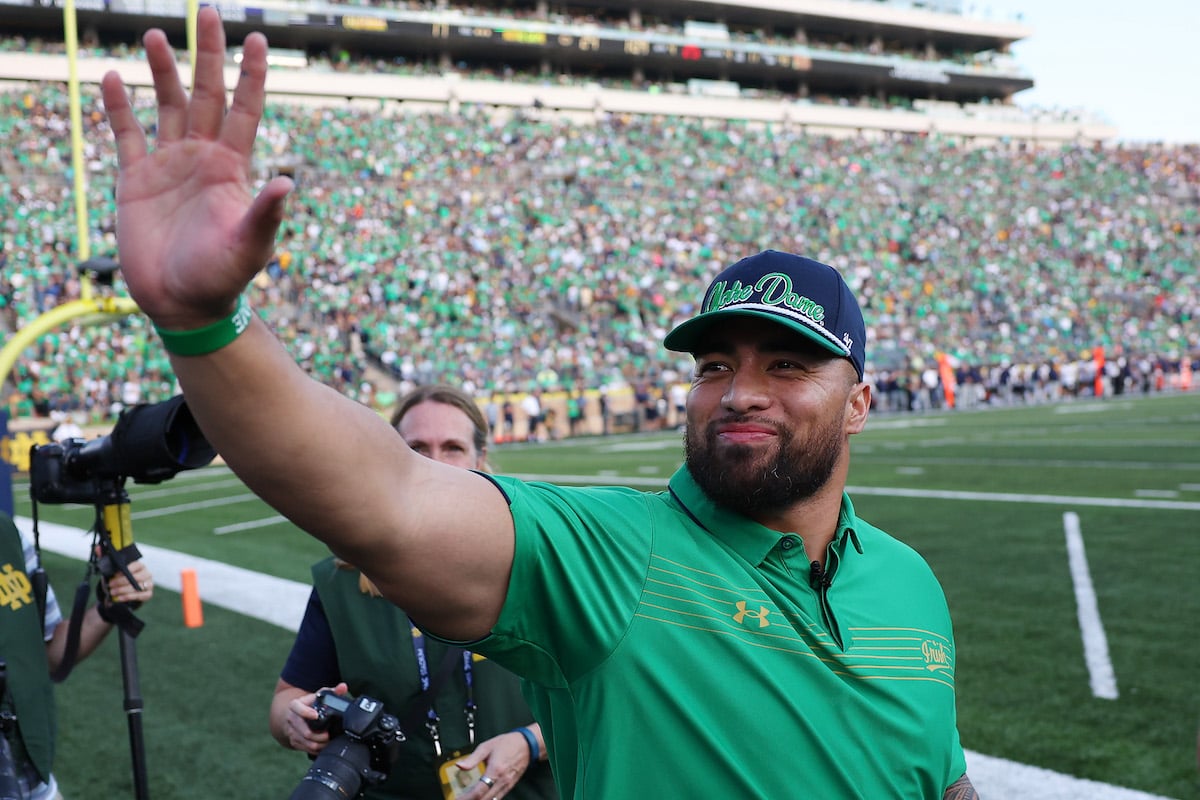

{"left": 366, "top": 464, "right": 515, "bottom": 641}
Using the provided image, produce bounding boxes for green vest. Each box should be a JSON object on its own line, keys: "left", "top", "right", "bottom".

{"left": 0, "top": 515, "right": 56, "bottom": 784}
{"left": 312, "top": 559, "right": 557, "bottom": 800}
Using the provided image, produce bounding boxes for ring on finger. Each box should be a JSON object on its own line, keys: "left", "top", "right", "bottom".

{"left": 479, "top": 775, "right": 496, "bottom": 788}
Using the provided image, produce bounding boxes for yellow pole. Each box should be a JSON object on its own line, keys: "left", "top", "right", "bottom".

{"left": 2, "top": 7, "right": 144, "bottom": 501}
{"left": 62, "top": 0, "right": 96, "bottom": 302}
{"left": 0, "top": 298, "right": 142, "bottom": 389}
{"left": 188, "top": 0, "right": 199, "bottom": 82}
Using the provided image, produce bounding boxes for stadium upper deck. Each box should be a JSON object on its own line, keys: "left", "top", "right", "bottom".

{"left": 0, "top": 0, "right": 1115, "bottom": 143}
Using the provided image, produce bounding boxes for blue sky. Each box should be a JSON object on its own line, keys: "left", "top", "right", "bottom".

{"left": 976, "top": 0, "right": 1200, "bottom": 143}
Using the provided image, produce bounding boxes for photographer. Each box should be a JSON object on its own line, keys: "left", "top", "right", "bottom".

{"left": 269, "top": 386, "right": 556, "bottom": 800}
{"left": 0, "top": 511, "right": 154, "bottom": 800}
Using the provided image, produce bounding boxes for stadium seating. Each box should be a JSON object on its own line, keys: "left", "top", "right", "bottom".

{"left": 2, "top": 77, "right": 1197, "bottom": 425}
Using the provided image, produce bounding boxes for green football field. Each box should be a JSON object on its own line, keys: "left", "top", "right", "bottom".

{"left": 11, "top": 391, "right": 1200, "bottom": 799}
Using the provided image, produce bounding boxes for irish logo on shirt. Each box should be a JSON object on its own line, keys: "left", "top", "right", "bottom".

{"left": 921, "top": 639, "right": 953, "bottom": 674}
{"left": 0, "top": 563, "right": 34, "bottom": 611}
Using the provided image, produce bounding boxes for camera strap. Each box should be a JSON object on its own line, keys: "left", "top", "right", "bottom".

{"left": 48, "top": 578, "right": 92, "bottom": 683}
{"left": 29, "top": 503, "right": 49, "bottom": 636}
{"left": 25, "top": 494, "right": 91, "bottom": 684}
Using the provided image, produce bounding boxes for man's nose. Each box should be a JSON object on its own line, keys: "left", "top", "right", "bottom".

{"left": 722, "top": 369, "right": 771, "bottom": 413}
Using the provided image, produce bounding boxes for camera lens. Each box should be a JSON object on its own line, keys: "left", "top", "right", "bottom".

{"left": 287, "top": 736, "right": 373, "bottom": 800}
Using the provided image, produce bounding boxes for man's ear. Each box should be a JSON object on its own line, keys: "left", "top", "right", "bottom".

{"left": 846, "top": 380, "right": 871, "bottom": 434}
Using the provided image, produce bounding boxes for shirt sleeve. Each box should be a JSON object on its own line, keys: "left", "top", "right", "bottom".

{"left": 279, "top": 588, "right": 341, "bottom": 691}
{"left": 481, "top": 477, "right": 656, "bottom": 686}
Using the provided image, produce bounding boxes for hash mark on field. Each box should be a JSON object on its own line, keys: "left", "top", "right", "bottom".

{"left": 128, "top": 477, "right": 246, "bottom": 500}
{"left": 1063, "top": 512, "right": 1118, "bottom": 700}
{"left": 214, "top": 515, "right": 289, "bottom": 535}
{"left": 130, "top": 493, "right": 261, "bottom": 519}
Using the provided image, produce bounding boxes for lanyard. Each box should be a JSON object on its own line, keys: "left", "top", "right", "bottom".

{"left": 411, "top": 628, "right": 477, "bottom": 756}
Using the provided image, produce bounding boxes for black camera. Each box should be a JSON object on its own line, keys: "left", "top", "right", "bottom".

{"left": 288, "top": 690, "right": 406, "bottom": 800}
{"left": 29, "top": 395, "right": 217, "bottom": 505}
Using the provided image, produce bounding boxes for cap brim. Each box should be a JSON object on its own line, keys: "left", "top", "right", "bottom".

{"left": 664, "top": 308, "right": 851, "bottom": 361}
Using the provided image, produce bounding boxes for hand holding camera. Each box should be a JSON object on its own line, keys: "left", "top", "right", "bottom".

{"left": 288, "top": 688, "right": 406, "bottom": 800}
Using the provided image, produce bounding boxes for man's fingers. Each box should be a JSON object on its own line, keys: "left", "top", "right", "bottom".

{"left": 143, "top": 27, "right": 189, "bottom": 141}
{"left": 223, "top": 31, "right": 269, "bottom": 155}
{"left": 237, "top": 175, "right": 294, "bottom": 268}
{"left": 186, "top": 6, "right": 230, "bottom": 140}
{"left": 100, "top": 71, "right": 147, "bottom": 169}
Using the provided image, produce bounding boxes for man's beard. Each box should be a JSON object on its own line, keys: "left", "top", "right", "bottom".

{"left": 684, "top": 414, "right": 843, "bottom": 519}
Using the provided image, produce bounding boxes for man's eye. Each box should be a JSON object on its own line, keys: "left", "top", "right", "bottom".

{"left": 773, "top": 359, "right": 810, "bottom": 371}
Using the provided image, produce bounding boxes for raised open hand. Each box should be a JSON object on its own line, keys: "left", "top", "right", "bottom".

{"left": 100, "top": 6, "right": 293, "bottom": 330}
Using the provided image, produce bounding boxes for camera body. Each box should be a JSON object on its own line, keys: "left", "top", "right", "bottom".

{"left": 289, "top": 690, "right": 406, "bottom": 800}
{"left": 29, "top": 439, "right": 106, "bottom": 505}
{"left": 29, "top": 395, "right": 216, "bottom": 505}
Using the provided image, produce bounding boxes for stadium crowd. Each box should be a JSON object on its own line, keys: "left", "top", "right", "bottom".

{"left": 2, "top": 81, "right": 1197, "bottom": 430}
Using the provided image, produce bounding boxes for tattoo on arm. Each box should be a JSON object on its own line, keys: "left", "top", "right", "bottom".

{"left": 943, "top": 774, "right": 980, "bottom": 800}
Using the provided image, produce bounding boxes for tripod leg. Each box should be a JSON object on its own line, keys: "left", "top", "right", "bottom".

{"left": 119, "top": 629, "right": 150, "bottom": 800}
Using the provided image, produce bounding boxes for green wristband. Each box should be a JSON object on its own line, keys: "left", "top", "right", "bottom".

{"left": 154, "top": 295, "right": 253, "bottom": 356}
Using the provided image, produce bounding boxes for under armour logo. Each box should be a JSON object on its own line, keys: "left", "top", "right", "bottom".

{"left": 733, "top": 600, "right": 771, "bottom": 628}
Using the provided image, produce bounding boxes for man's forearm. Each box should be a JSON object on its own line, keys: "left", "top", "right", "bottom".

{"left": 168, "top": 318, "right": 513, "bottom": 640}
{"left": 168, "top": 319, "right": 401, "bottom": 549}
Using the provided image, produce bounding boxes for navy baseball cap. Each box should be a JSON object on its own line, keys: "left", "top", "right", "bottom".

{"left": 663, "top": 250, "right": 866, "bottom": 380}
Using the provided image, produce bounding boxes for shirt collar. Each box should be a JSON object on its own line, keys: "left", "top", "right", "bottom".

{"left": 668, "top": 465, "right": 864, "bottom": 566}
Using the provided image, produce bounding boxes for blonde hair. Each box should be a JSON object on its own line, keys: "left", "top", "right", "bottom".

{"left": 390, "top": 384, "right": 490, "bottom": 463}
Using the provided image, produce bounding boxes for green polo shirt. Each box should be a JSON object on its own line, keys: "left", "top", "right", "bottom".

{"left": 475, "top": 467, "right": 965, "bottom": 799}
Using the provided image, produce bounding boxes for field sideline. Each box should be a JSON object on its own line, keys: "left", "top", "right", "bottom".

{"left": 11, "top": 391, "right": 1199, "bottom": 799}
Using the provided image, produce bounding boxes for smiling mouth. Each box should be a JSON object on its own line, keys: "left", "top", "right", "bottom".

{"left": 719, "top": 428, "right": 774, "bottom": 439}
{"left": 715, "top": 423, "right": 780, "bottom": 447}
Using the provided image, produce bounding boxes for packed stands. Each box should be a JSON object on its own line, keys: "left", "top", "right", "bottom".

{"left": 3, "top": 79, "right": 1197, "bottom": 425}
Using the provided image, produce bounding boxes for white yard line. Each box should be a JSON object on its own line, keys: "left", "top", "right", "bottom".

{"left": 1063, "top": 511, "right": 1119, "bottom": 700}
{"left": 129, "top": 492, "right": 262, "bottom": 519}
{"left": 965, "top": 750, "right": 1176, "bottom": 800}
{"left": 844, "top": 485, "right": 1200, "bottom": 511}
{"left": 213, "top": 515, "right": 289, "bottom": 535}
